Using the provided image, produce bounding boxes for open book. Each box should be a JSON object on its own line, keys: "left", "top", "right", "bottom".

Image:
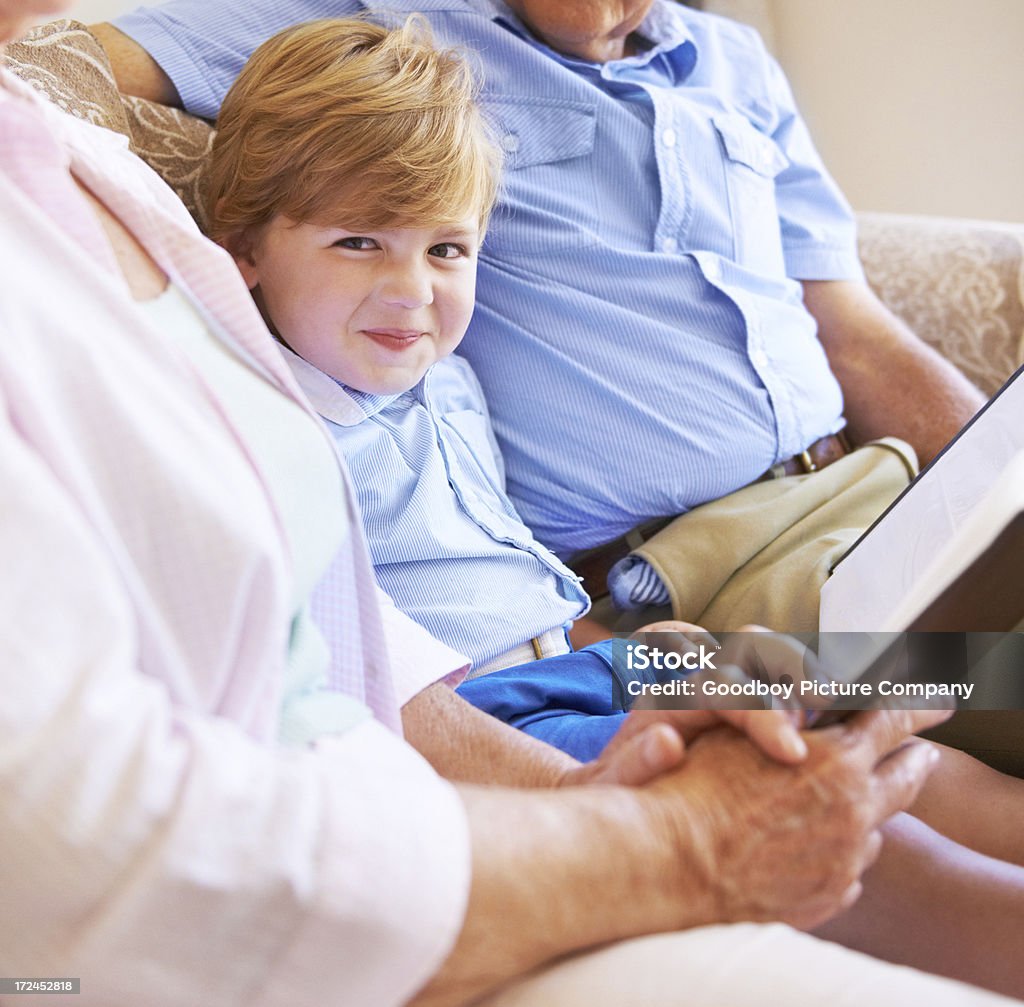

{"left": 820, "top": 364, "right": 1024, "bottom": 632}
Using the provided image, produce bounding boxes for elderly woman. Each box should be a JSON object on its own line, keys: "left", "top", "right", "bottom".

{"left": 2, "top": 1, "right": 1022, "bottom": 1004}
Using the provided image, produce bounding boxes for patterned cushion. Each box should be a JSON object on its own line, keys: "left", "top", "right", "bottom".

{"left": 4, "top": 19, "right": 132, "bottom": 138}
{"left": 859, "top": 213, "right": 1024, "bottom": 396}
{"left": 4, "top": 18, "right": 215, "bottom": 230}
{"left": 123, "top": 93, "right": 215, "bottom": 232}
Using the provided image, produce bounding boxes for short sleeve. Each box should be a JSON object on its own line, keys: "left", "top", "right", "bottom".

{"left": 761, "top": 50, "right": 865, "bottom": 282}
{"left": 113, "top": 0, "right": 368, "bottom": 119}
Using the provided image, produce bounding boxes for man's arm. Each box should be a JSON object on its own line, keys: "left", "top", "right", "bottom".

{"left": 409, "top": 709, "right": 944, "bottom": 1007}
{"left": 804, "top": 279, "right": 986, "bottom": 465}
{"left": 91, "top": 22, "right": 181, "bottom": 105}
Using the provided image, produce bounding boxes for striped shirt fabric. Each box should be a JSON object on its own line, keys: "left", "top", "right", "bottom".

{"left": 118, "top": 0, "right": 862, "bottom": 560}
{"left": 282, "top": 347, "right": 590, "bottom": 670}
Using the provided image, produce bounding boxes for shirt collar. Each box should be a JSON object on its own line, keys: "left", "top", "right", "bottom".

{"left": 339, "top": 383, "right": 407, "bottom": 419}
{"left": 479, "top": 0, "right": 697, "bottom": 84}
{"left": 277, "top": 343, "right": 365, "bottom": 426}
{"left": 277, "top": 343, "right": 420, "bottom": 425}
{"left": 463, "top": 0, "right": 506, "bottom": 17}
{"left": 637, "top": 1, "right": 698, "bottom": 83}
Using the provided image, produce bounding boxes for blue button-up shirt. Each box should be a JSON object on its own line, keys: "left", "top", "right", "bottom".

{"left": 280, "top": 347, "right": 588, "bottom": 669}
{"left": 119, "top": 0, "right": 861, "bottom": 557}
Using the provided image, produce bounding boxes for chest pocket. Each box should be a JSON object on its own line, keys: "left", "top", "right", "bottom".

{"left": 482, "top": 96, "right": 599, "bottom": 257}
{"left": 438, "top": 408, "right": 507, "bottom": 500}
{"left": 713, "top": 111, "right": 789, "bottom": 276}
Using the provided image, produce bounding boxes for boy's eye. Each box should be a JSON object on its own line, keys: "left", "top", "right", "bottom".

{"left": 332, "top": 236, "right": 379, "bottom": 250}
{"left": 428, "top": 242, "right": 468, "bottom": 260}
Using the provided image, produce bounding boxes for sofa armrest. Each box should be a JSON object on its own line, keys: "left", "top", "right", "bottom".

{"left": 857, "top": 211, "right": 1024, "bottom": 396}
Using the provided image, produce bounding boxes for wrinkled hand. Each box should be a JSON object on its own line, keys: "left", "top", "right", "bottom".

{"left": 559, "top": 715, "right": 688, "bottom": 788}
{"left": 572, "top": 624, "right": 814, "bottom": 789}
{"left": 640, "top": 706, "right": 951, "bottom": 931}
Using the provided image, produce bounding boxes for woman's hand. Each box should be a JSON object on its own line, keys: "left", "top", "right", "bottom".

{"left": 562, "top": 624, "right": 816, "bottom": 788}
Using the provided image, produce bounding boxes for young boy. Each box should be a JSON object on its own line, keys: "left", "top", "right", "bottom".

{"left": 207, "top": 16, "right": 654, "bottom": 760}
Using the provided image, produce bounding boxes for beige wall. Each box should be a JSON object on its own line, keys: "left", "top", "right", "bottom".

{"left": 770, "top": 0, "right": 1024, "bottom": 223}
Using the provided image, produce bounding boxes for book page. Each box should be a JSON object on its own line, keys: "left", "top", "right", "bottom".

{"left": 820, "top": 367, "right": 1024, "bottom": 632}
{"left": 883, "top": 452, "right": 1024, "bottom": 631}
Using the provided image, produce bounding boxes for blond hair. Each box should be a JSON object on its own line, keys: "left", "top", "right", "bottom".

{"left": 207, "top": 16, "right": 502, "bottom": 250}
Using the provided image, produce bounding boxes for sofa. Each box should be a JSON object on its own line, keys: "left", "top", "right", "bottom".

{"left": 6, "top": 17, "right": 1024, "bottom": 397}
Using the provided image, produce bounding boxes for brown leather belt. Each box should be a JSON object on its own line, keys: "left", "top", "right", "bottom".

{"left": 571, "top": 430, "right": 853, "bottom": 600}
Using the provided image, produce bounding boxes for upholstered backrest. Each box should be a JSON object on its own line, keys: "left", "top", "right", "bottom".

{"left": 4, "top": 18, "right": 216, "bottom": 231}
{"left": 858, "top": 213, "right": 1024, "bottom": 396}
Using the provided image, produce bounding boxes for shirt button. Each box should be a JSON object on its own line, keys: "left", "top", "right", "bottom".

{"left": 662, "top": 128, "right": 677, "bottom": 148}
{"left": 751, "top": 349, "right": 769, "bottom": 368}
{"left": 501, "top": 133, "right": 519, "bottom": 153}
{"left": 661, "top": 236, "right": 678, "bottom": 253}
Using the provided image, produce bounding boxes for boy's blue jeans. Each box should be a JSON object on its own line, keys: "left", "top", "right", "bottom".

{"left": 456, "top": 640, "right": 627, "bottom": 761}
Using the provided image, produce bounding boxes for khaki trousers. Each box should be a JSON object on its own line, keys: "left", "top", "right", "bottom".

{"left": 592, "top": 439, "right": 916, "bottom": 634}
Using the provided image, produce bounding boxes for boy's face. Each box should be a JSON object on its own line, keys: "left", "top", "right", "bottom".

{"left": 237, "top": 213, "right": 480, "bottom": 395}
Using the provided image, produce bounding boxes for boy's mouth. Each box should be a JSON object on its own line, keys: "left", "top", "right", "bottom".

{"left": 362, "top": 328, "right": 425, "bottom": 350}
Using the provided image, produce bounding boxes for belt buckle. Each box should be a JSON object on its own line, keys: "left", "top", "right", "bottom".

{"left": 798, "top": 449, "right": 817, "bottom": 473}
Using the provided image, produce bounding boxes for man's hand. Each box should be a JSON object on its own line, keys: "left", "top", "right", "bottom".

{"left": 571, "top": 624, "right": 816, "bottom": 791}
{"left": 639, "top": 707, "right": 950, "bottom": 932}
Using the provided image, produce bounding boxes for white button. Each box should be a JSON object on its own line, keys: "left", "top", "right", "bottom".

{"left": 662, "top": 128, "right": 677, "bottom": 148}
{"left": 501, "top": 133, "right": 519, "bottom": 153}
{"left": 751, "top": 349, "right": 769, "bottom": 368}
{"left": 661, "top": 237, "right": 678, "bottom": 253}
{"left": 702, "top": 259, "right": 718, "bottom": 280}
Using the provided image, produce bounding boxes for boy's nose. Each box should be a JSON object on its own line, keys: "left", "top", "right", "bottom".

{"left": 377, "top": 263, "right": 434, "bottom": 309}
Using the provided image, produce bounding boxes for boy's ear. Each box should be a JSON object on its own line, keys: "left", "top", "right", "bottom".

{"left": 226, "top": 232, "right": 260, "bottom": 291}
{"left": 233, "top": 250, "right": 261, "bottom": 292}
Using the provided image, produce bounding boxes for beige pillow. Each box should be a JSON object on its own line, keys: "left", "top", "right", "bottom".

{"left": 5, "top": 19, "right": 132, "bottom": 138}
{"left": 123, "top": 92, "right": 215, "bottom": 232}
{"left": 5, "top": 18, "right": 216, "bottom": 232}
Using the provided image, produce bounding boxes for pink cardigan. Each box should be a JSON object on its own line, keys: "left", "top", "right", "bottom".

{"left": 0, "top": 69, "right": 469, "bottom": 1006}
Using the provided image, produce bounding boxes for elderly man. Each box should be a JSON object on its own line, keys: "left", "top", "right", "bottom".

{"left": 94, "top": 0, "right": 983, "bottom": 638}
